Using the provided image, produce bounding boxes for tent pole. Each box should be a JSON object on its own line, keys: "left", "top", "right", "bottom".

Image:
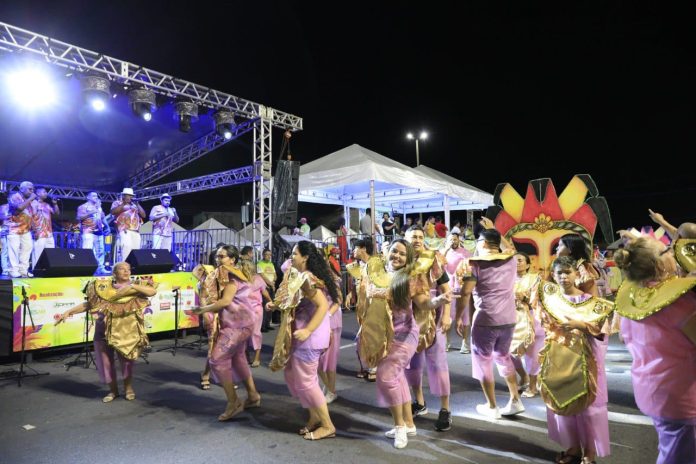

{"left": 444, "top": 195, "right": 450, "bottom": 231}
{"left": 370, "top": 180, "right": 376, "bottom": 248}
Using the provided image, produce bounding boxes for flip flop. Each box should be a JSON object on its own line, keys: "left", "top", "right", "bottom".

{"left": 125, "top": 392, "right": 136, "bottom": 401}
{"left": 102, "top": 393, "right": 118, "bottom": 403}
{"left": 303, "top": 428, "right": 336, "bottom": 441}
{"left": 200, "top": 378, "right": 211, "bottom": 390}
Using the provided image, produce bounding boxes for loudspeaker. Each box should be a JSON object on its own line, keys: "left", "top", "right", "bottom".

{"left": 272, "top": 160, "right": 300, "bottom": 230}
{"left": 33, "top": 248, "right": 98, "bottom": 277}
{"left": 125, "top": 249, "right": 175, "bottom": 274}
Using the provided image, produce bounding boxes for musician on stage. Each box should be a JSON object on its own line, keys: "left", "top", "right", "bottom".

{"left": 7, "top": 181, "right": 36, "bottom": 278}
{"left": 31, "top": 187, "right": 59, "bottom": 268}
{"left": 56, "top": 262, "right": 156, "bottom": 402}
{"left": 149, "top": 193, "right": 179, "bottom": 251}
{"left": 77, "top": 192, "right": 110, "bottom": 275}
{"left": 111, "top": 188, "right": 145, "bottom": 261}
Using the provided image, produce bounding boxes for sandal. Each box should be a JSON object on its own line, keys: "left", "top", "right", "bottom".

{"left": 355, "top": 371, "right": 366, "bottom": 379}
{"left": 298, "top": 423, "right": 319, "bottom": 435}
{"left": 555, "top": 451, "right": 581, "bottom": 464}
{"left": 250, "top": 360, "right": 261, "bottom": 368}
{"left": 200, "top": 377, "right": 211, "bottom": 390}
{"left": 244, "top": 396, "right": 262, "bottom": 409}
{"left": 125, "top": 391, "right": 136, "bottom": 401}
{"left": 366, "top": 371, "right": 377, "bottom": 382}
{"left": 218, "top": 400, "right": 244, "bottom": 421}
{"left": 303, "top": 427, "right": 336, "bottom": 441}
{"left": 102, "top": 393, "right": 118, "bottom": 403}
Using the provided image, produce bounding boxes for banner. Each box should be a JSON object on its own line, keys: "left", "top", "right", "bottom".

{"left": 11, "top": 272, "right": 199, "bottom": 352}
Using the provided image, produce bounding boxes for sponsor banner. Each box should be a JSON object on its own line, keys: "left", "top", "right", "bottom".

{"left": 12, "top": 272, "right": 200, "bottom": 352}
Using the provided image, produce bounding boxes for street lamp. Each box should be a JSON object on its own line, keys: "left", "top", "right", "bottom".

{"left": 406, "top": 131, "right": 428, "bottom": 166}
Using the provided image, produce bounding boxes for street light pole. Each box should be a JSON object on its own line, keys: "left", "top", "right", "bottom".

{"left": 415, "top": 138, "right": 420, "bottom": 166}
{"left": 406, "top": 131, "right": 428, "bottom": 224}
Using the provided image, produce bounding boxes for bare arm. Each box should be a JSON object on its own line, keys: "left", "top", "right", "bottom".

{"left": 438, "top": 282, "right": 452, "bottom": 332}
{"left": 193, "top": 281, "right": 237, "bottom": 314}
{"left": 455, "top": 280, "right": 476, "bottom": 336}
{"left": 55, "top": 302, "right": 89, "bottom": 325}
{"left": 648, "top": 209, "right": 678, "bottom": 240}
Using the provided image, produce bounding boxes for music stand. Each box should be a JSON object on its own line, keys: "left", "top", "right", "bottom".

{"left": 157, "top": 287, "right": 182, "bottom": 355}
{"left": 64, "top": 283, "right": 95, "bottom": 370}
{"left": 4, "top": 285, "right": 50, "bottom": 387}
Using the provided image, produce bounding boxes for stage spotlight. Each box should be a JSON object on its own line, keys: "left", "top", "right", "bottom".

{"left": 214, "top": 110, "right": 235, "bottom": 140}
{"left": 128, "top": 87, "right": 156, "bottom": 121}
{"left": 81, "top": 75, "right": 110, "bottom": 112}
{"left": 174, "top": 100, "right": 198, "bottom": 133}
{"left": 6, "top": 64, "right": 56, "bottom": 108}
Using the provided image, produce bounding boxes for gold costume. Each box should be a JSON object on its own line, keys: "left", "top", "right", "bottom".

{"left": 674, "top": 239, "right": 696, "bottom": 274}
{"left": 411, "top": 250, "right": 443, "bottom": 353}
{"left": 538, "top": 282, "right": 614, "bottom": 416}
{"left": 359, "top": 257, "right": 395, "bottom": 368}
{"left": 88, "top": 278, "right": 156, "bottom": 361}
{"left": 510, "top": 272, "right": 541, "bottom": 355}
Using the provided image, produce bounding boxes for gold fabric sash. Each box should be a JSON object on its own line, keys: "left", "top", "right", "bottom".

{"left": 359, "top": 257, "right": 394, "bottom": 367}
{"left": 540, "top": 282, "right": 614, "bottom": 325}
{"left": 511, "top": 273, "right": 540, "bottom": 354}
{"left": 615, "top": 277, "right": 696, "bottom": 320}
{"left": 675, "top": 239, "right": 696, "bottom": 273}
{"left": 346, "top": 261, "right": 363, "bottom": 280}
{"left": 269, "top": 269, "right": 311, "bottom": 372}
{"left": 88, "top": 280, "right": 151, "bottom": 360}
{"left": 411, "top": 251, "right": 440, "bottom": 352}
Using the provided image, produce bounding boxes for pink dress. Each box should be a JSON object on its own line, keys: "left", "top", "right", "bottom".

{"left": 319, "top": 292, "right": 343, "bottom": 373}
{"left": 209, "top": 274, "right": 256, "bottom": 384}
{"left": 248, "top": 275, "right": 267, "bottom": 351}
{"left": 621, "top": 291, "right": 696, "bottom": 464}
{"left": 376, "top": 278, "right": 423, "bottom": 408}
{"left": 284, "top": 273, "right": 331, "bottom": 408}
{"left": 546, "top": 293, "right": 610, "bottom": 458}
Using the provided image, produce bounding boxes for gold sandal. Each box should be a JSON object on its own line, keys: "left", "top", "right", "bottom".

{"left": 218, "top": 400, "right": 244, "bottom": 421}
{"left": 303, "top": 427, "right": 336, "bottom": 441}
{"left": 102, "top": 393, "right": 118, "bottom": 403}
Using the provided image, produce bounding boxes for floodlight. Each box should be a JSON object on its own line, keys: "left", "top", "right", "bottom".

{"left": 406, "top": 132, "right": 414, "bottom": 140}
{"left": 420, "top": 131, "right": 428, "bottom": 140}
{"left": 174, "top": 101, "right": 198, "bottom": 133}
{"left": 6, "top": 65, "right": 56, "bottom": 108}
{"left": 81, "top": 75, "right": 110, "bottom": 112}
{"left": 214, "top": 111, "right": 235, "bottom": 140}
{"left": 128, "top": 87, "right": 156, "bottom": 121}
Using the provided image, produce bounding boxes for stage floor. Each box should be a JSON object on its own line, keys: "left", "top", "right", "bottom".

{"left": 0, "top": 316, "right": 657, "bottom": 464}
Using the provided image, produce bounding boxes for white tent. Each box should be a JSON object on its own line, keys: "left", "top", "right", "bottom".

{"left": 310, "top": 225, "right": 337, "bottom": 241}
{"left": 237, "top": 223, "right": 269, "bottom": 248}
{"left": 193, "top": 218, "right": 238, "bottom": 246}
{"left": 414, "top": 164, "right": 492, "bottom": 208}
{"left": 298, "top": 144, "right": 493, "bottom": 214}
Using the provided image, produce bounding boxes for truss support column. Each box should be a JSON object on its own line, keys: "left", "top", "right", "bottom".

{"left": 466, "top": 210, "right": 474, "bottom": 229}
{"left": 253, "top": 107, "right": 273, "bottom": 251}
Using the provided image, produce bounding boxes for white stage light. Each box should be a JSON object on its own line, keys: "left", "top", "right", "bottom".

{"left": 224, "top": 130, "right": 232, "bottom": 140}
{"left": 90, "top": 98, "right": 106, "bottom": 111}
{"left": 6, "top": 66, "right": 56, "bottom": 108}
{"left": 82, "top": 75, "right": 110, "bottom": 112}
{"left": 142, "top": 111, "right": 152, "bottom": 122}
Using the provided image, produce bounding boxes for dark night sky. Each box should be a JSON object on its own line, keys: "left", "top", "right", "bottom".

{"left": 1, "top": 2, "right": 695, "bottom": 240}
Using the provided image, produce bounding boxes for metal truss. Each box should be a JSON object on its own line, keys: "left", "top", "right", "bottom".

{"left": 125, "top": 119, "right": 257, "bottom": 188}
{"left": 0, "top": 21, "right": 302, "bottom": 131}
{"left": 135, "top": 166, "right": 254, "bottom": 201}
{"left": 0, "top": 180, "right": 119, "bottom": 202}
{"left": 252, "top": 110, "right": 273, "bottom": 250}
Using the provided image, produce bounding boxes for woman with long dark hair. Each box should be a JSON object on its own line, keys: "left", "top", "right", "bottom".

{"left": 269, "top": 240, "right": 339, "bottom": 441}
{"left": 192, "top": 245, "right": 262, "bottom": 421}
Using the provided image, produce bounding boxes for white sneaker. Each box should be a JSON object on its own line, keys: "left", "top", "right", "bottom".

{"left": 393, "top": 426, "right": 408, "bottom": 449}
{"left": 475, "top": 403, "right": 501, "bottom": 420}
{"left": 385, "top": 425, "right": 417, "bottom": 438}
{"left": 459, "top": 341, "right": 471, "bottom": 354}
{"left": 500, "top": 398, "right": 525, "bottom": 416}
{"left": 325, "top": 391, "right": 338, "bottom": 404}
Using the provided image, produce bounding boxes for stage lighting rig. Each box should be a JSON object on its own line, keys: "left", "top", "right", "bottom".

{"left": 214, "top": 110, "right": 235, "bottom": 140}
{"left": 128, "top": 87, "right": 156, "bottom": 121}
{"left": 81, "top": 75, "right": 110, "bottom": 111}
{"left": 174, "top": 100, "right": 198, "bottom": 133}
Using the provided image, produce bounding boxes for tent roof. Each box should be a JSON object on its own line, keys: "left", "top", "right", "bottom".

{"left": 193, "top": 218, "right": 230, "bottom": 230}
{"left": 298, "top": 144, "right": 492, "bottom": 213}
{"left": 310, "top": 225, "right": 337, "bottom": 240}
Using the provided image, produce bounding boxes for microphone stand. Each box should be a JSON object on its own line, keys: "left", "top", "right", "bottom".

{"left": 157, "top": 287, "right": 181, "bottom": 356}
{"left": 65, "top": 282, "right": 95, "bottom": 370}
{"left": 4, "top": 285, "right": 50, "bottom": 387}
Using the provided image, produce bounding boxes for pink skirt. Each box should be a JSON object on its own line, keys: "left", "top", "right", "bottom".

{"left": 376, "top": 339, "right": 418, "bottom": 408}
{"left": 320, "top": 327, "right": 341, "bottom": 373}
{"left": 209, "top": 326, "right": 252, "bottom": 384}
{"left": 547, "top": 401, "right": 610, "bottom": 457}
{"left": 284, "top": 352, "right": 326, "bottom": 408}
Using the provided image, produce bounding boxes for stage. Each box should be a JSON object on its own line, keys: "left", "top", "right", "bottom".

{"left": 0, "top": 273, "right": 199, "bottom": 356}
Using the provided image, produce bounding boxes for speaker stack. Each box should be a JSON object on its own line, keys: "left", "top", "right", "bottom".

{"left": 32, "top": 249, "right": 98, "bottom": 277}
{"left": 272, "top": 160, "right": 300, "bottom": 230}
{"left": 125, "top": 249, "right": 175, "bottom": 274}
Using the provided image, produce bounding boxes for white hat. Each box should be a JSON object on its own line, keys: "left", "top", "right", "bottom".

{"left": 121, "top": 187, "right": 136, "bottom": 197}
{"left": 160, "top": 193, "right": 171, "bottom": 200}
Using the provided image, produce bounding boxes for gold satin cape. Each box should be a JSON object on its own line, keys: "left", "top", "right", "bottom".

{"left": 358, "top": 257, "right": 395, "bottom": 368}
{"left": 511, "top": 272, "right": 540, "bottom": 355}
{"left": 411, "top": 250, "right": 441, "bottom": 352}
{"left": 538, "top": 282, "right": 614, "bottom": 416}
{"left": 88, "top": 278, "right": 155, "bottom": 361}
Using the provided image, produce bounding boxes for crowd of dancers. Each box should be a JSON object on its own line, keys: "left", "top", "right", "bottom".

{"left": 51, "top": 211, "right": 696, "bottom": 464}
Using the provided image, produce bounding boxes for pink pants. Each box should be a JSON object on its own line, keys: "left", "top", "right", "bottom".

{"left": 93, "top": 340, "right": 134, "bottom": 384}
{"left": 471, "top": 324, "right": 515, "bottom": 383}
{"left": 284, "top": 352, "right": 326, "bottom": 408}
{"left": 209, "top": 327, "right": 252, "bottom": 384}
{"left": 376, "top": 339, "right": 418, "bottom": 408}
{"left": 320, "top": 327, "right": 341, "bottom": 373}
{"left": 405, "top": 328, "right": 450, "bottom": 396}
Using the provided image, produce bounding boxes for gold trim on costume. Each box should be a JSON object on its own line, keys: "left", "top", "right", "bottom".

{"left": 540, "top": 282, "right": 614, "bottom": 325}
{"left": 615, "top": 277, "right": 696, "bottom": 320}
{"left": 346, "top": 261, "right": 363, "bottom": 280}
{"left": 674, "top": 239, "right": 696, "bottom": 273}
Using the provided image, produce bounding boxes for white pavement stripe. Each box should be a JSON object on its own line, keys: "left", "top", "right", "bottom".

{"left": 339, "top": 342, "right": 357, "bottom": 350}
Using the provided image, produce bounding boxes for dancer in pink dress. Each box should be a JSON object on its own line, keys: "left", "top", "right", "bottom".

{"left": 615, "top": 236, "right": 696, "bottom": 464}
{"left": 268, "top": 241, "right": 339, "bottom": 441}
{"left": 319, "top": 273, "right": 343, "bottom": 404}
{"left": 540, "top": 256, "right": 612, "bottom": 464}
{"left": 239, "top": 258, "right": 271, "bottom": 368}
{"left": 56, "top": 262, "right": 155, "bottom": 402}
{"left": 192, "top": 245, "right": 262, "bottom": 421}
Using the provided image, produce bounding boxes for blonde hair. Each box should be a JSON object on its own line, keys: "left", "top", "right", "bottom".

{"left": 237, "top": 258, "right": 256, "bottom": 281}
{"left": 613, "top": 238, "right": 659, "bottom": 283}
